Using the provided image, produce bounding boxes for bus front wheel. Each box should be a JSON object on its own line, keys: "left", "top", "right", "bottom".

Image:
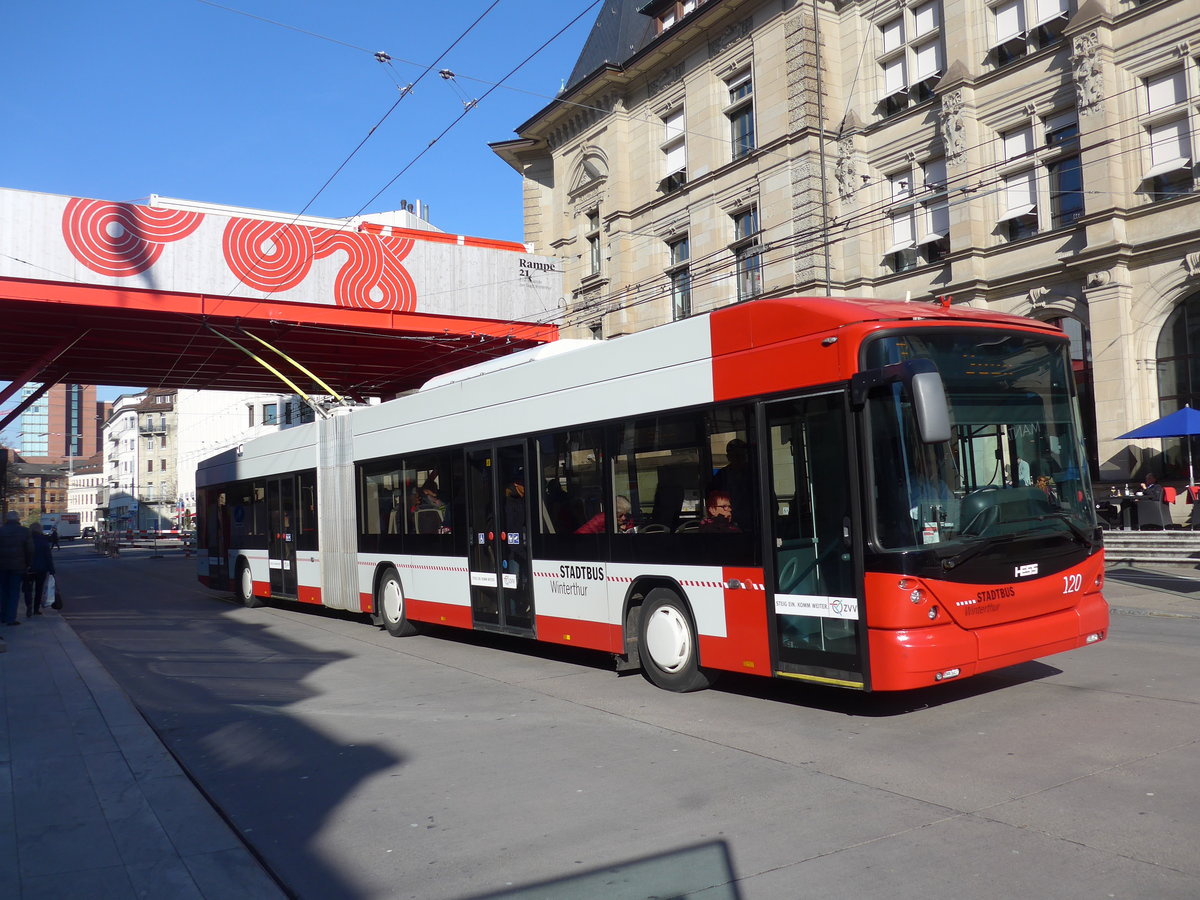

{"left": 638, "top": 589, "right": 717, "bottom": 693}
{"left": 237, "top": 560, "right": 265, "bottom": 609}
{"left": 376, "top": 570, "right": 418, "bottom": 637}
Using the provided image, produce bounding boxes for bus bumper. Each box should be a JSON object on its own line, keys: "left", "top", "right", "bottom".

{"left": 866, "top": 592, "right": 1109, "bottom": 691}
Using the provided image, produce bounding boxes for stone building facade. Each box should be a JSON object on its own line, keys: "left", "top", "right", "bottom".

{"left": 492, "top": 0, "right": 1200, "bottom": 485}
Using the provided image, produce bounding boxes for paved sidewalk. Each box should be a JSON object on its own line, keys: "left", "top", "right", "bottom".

{"left": 1104, "top": 563, "right": 1200, "bottom": 619}
{"left": 0, "top": 611, "right": 287, "bottom": 900}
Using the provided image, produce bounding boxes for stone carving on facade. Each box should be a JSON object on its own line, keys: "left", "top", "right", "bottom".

{"left": 835, "top": 138, "right": 857, "bottom": 202}
{"left": 1027, "top": 287, "right": 1051, "bottom": 308}
{"left": 1185, "top": 252, "right": 1200, "bottom": 278}
{"left": 546, "top": 93, "right": 617, "bottom": 151}
{"left": 1086, "top": 270, "right": 1111, "bottom": 289}
{"left": 708, "top": 19, "right": 754, "bottom": 59}
{"left": 1071, "top": 32, "right": 1104, "bottom": 117}
{"left": 648, "top": 64, "right": 685, "bottom": 99}
{"left": 940, "top": 91, "right": 967, "bottom": 166}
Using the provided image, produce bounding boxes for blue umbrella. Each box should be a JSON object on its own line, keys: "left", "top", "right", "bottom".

{"left": 1118, "top": 405, "right": 1200, "bottom": 486}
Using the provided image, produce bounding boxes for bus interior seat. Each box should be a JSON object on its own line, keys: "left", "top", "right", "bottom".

{"left": 651, "top": 483, "right": 684, "bottom": 530}
{"left": 414, "top": 508, "right": 444, "bottom": 534}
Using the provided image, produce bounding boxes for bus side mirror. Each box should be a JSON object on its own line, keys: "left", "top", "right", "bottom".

{"left": 911, "top": 370, "right": 951, "bottom": 443}
{"left": 851, "top": 358, "right": 951, "bottom": 444}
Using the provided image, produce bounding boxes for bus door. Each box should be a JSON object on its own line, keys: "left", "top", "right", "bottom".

{"left": 201, "top": 487, "right": 230, "bottom": 589}
{"left": 764, "top": 393, "right": 864, "bottom": 685}
{"left": 267, "top": 476, "right": 298, "bottom": 597}
{"left": 466, "top": 443, "right": 534, "bottom": 634}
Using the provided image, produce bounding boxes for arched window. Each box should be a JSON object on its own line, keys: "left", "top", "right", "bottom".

{"left": 1155, "top": 292, "right": 1200, "bottom": 481}
{"left": 1047, "top": 314, "right": 1097, "bottom": 479}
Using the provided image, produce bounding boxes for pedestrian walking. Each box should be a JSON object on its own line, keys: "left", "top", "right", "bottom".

{"left": 50, "top": 525, "right": 61, "bottom": 550}
{"left": 23, "top": 521, "right": 55, "bottom": 617}
{"left": 1, "top": 510, "right": 34, "bottom": 628}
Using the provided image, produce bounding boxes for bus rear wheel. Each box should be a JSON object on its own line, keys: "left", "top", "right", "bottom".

{"left": 638, "top": 589, "right": 717, "bottom": 693}
{"left": 376, "top": 570, "right": 418, "bottom": 637}
{"left": 236, "top": 560, "right": 265, "bottom": 609}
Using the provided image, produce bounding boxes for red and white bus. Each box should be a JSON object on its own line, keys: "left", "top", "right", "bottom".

{"left": 196, "top": 297, "right": 1108, "bottom": 692}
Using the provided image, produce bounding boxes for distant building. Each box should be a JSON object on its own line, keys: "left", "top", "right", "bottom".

{"left": 68, "top": 462, "right": 105, "bottom": 532}
{"left": 4, "top": 452, "right": 68, "bottom": 524}
{"left": 16, "top": 382, "right": 108, "bottom": 466}
{"left": 99, "top": 387, "right": 311, "bottom": 531}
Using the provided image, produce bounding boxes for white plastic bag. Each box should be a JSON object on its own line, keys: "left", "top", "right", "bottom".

{"left": 43, "top": 574, "right": 57, "bottom": 611}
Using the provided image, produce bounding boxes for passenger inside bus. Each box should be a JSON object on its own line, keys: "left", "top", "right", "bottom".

{"left": 575, "top": 495, "right": 634, "bottom": 534}
{"left": 698, "top": 490, "right": 741, "bottom": 533}
{"left": 411, "top": 481, "right": 449, "bottom": 534}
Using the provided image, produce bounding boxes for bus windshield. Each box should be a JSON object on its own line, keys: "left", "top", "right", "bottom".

{"left": 864, "top": 328, "right": 1095, "bottom": 552}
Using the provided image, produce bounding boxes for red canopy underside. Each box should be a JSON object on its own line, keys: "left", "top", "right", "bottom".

{"left": 0, "top": 276, "right": 556, "bottom": 403}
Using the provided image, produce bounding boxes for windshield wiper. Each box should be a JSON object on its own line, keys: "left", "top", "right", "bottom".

{"left": 1034, "top": 512, "right": 1094, "bottom": 548}
{"left": 941, "top": 533, "right": 1016, "bottom": 571}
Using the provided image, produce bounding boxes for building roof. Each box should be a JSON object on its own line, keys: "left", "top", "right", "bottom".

{"left": 564, "top": 0, "right": 657, "bottom": 93}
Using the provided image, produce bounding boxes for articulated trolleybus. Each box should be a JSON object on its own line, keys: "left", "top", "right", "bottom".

{"left": 196, "top": 297, "right": 1107, "bottom": 693}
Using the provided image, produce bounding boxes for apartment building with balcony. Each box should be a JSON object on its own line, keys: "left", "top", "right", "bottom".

{"left": 492, "top": 0, "right": 1200, "bottom": 483}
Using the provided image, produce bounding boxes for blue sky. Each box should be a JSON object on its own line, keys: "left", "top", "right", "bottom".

{"left": 1, "top": 1, "right": 599, "bottom": 437}
{"left": 1, "top": 0, "right": 596, "bottom": 242}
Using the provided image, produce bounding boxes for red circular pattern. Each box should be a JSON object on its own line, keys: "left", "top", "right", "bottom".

{"left": 222, "top": 219, "right": 316, "bottom": 292}
{"left": 61, "top": 198, "right": 202, "bottom": 277}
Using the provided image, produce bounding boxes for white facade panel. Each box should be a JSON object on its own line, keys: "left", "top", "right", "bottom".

{"left": 0, "top": 187, "right": 560, "bottom": 322}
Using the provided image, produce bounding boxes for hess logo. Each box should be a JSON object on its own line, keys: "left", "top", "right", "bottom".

{"left": 1014, "top": 563, "right": 1039, "bottom": 578}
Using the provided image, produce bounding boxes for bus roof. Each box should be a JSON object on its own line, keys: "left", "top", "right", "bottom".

{"left": 710, "top": 296, "right": 1062, "bottom": 345}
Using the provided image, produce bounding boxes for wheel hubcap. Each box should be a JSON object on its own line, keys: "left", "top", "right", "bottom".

{"left": 240, "top": 567, "right": 252, "bottom": 599}
{"left": 382, "top": 579, "right": 403, "bottom": 623}
{"left": 644, "top": 605, "right": 691, "bottom": 673}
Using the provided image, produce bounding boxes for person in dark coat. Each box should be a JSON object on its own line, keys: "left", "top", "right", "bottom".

{"left": 0, "top": 510, "right": 33, "bottom": 627}
{"left": 24, "top": 521, "right": 55, "bottom": 617}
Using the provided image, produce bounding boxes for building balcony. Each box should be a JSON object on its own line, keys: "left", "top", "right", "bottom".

{"left": 139, "top": 423, "right": 170, "bottom": 435}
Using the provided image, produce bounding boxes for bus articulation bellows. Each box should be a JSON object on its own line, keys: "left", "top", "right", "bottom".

{"left": 196, "top": 296, "right": 1108, "bottom": 692}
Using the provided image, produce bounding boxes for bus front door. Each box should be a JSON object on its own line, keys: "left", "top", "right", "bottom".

{"left": 267, "top": 476, "right": 297, "bottom": 598}
{"left": 466, "top": 443, "right": 534, "bottom": 634}
{"left": 765, "top": 394, "right": 865, "bottom": 687}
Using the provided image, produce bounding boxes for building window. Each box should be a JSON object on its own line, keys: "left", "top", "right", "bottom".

{"left": 655, "top": 0, "right": 700, "bottom": 33}
{"left": 667, "top": 235, "right": 691, "bottom": 320}
{"left": 160, "top": 459, "right": 167, "bottom": 471}
{"left": 1140, "top": 69, "right": 1194, "bottom": 201}
{"left": 262, "top": 403, "right": 278, "bottom": 426}
{"left": 731, "top": 207, "right": 762, "bottom": 301}
{"left": 1048, "top": 154, "right": 1084, "bottom": 228}
{"left": 147, "top": 459, "right": 154, "bottom": 472}
{"left": 585, "top": 209, "right": 601, "bottom": 276}
{"left": 284, "top": 402, "right": 294, "bottom": 425}
{"left": 877, "top": 3, "right": 943, "bottom": 117}
{"left": 994, "top": 109, "right": 1083, "bottom": 240}
{"left": 883, "top": 158, "right": 949, "bottom": 271}
{"left": 725, "top": 69, "right": 755, "bottom": 160}
{"left": 247, "top": 405, "right": 255, "bottom": 427}
{"left": 1156, "top": 293, "right": 1200, "bottom": 480}
{"left": 886, "top": 172, "right": 918, "bottom": 272}
{"left": 990, "top": 0, "right": 1069, "bottom": 68}
{"left": 660, "top": 108, "right": 687, "bottom": 193}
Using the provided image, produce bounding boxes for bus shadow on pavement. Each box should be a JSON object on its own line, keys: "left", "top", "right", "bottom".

{"left": 711, "top": 660, "right": 1062, "bottom": 717}
{"left": 461, "top": 839, "right": 740, "bottom": 900}
{"left": 214, "top": 592, "right": 1061, "bottom": 718}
